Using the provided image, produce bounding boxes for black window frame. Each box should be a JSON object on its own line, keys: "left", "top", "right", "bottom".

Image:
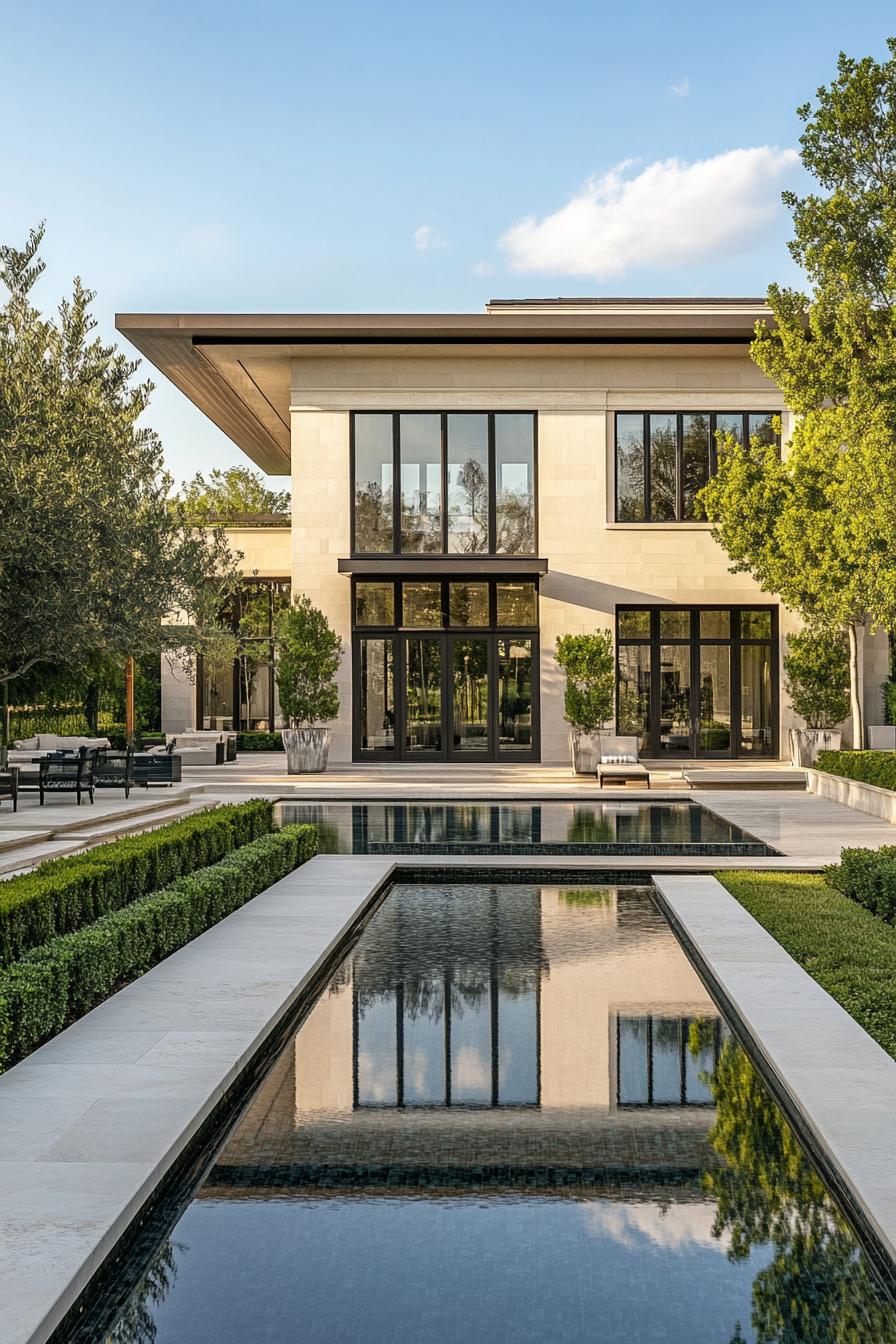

{"left": 196, "top": 577, "right": 291, "bottom": 732}
{"left": 616, "top": 1015, "right": 722, "bottom": 1108}
{"left": 351, "top": 410, "right": 538, "bottom": 557}
{"left": 613, "top": 411, "right": 780, "bottom": 523}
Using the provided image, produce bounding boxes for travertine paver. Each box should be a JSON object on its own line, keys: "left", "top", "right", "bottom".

{"left": 652, "top": 874, "right": 896, "bottom": 1264}
{"left": 0, "top": 855, "right": 394, "bottom": 1344}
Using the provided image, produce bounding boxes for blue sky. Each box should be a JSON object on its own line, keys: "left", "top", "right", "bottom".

{"left": 2, "top": 0, "right": 893, "bottom": 484}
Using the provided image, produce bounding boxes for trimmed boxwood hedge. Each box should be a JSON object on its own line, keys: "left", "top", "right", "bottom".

{"left": 0, "top": 799, "right": 274, "bottom": 968}
{"left": 825, "top": 847, "right": 896, "bottom": 924}
{"left": 0, "top": 823, "right": 318, "bottom": 1071}
{"left": 236, "top": 731, "right": 284, "bottom": 751}
{"left": 815, "top": 749, "right": 896, "bottom": 791}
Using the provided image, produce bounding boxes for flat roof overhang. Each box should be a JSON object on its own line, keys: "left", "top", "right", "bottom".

{"left": 338, "top": 556, "right": 549, "bottom": 577}
{"left": 115, "top": 304, "right": 774, "bottom": 474}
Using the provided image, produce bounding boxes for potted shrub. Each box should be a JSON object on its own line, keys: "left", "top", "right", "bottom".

{"left": 275, "top": 596, "right": 344, "bottom": 773}
{"left": 555, "top": 631, "right": 615, "bottom": 774}
{"left": 783, "top": 628, "right": 849, "bottom": 765}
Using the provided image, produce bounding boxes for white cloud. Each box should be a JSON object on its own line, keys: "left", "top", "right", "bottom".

{"left": 472, "top": 259, "right": 494, "bottom": 276}
{"left": 498, "top": 146, "right": 799, "bottom": 280}
{"left": 669, "top": 76, "right": 690, "bottom": 98}
{"left": 413, "top": 224, "right": 447, "bottom": 252}
{"left": 582, "top": 1201, "right": 729, "bottom": 1254}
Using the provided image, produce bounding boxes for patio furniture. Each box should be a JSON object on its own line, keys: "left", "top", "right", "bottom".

{"left": 595, "top": 735, "right": 650, "bottom": 789}
{"left": 6, "top": 733, "right": 111, "bottom": 764}
{"left": 95, "top": 748, "right": 135, "bottom": 798}
{"left": 0, "top": 767, "right": 17, "bottom": 811}
{"left": 16, "top": 746, "right": 98, "bottom": 805}
{"left": 134, "top": 745, "right": 182, "bottom": 787}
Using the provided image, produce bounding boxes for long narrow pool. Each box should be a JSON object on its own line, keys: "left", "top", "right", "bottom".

{"left": 275, "top": 800, "right": 775, "bottom": 856}
{"left": 76, "top": 882, "right": 894, "bottom": 1343}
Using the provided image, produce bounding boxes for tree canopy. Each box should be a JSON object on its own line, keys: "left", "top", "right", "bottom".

{"left": 180, "top": 466, "right": 290, "bottom": 522}
{"left": 700, "top": 41, "right": 896, "bottom": 743}
{"left": 0, "top": 224, "right": 238, "bottom": 696}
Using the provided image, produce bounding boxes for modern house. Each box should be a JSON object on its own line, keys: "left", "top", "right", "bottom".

{"left": 117, "top": 299, "right": 886, "bottom": 764}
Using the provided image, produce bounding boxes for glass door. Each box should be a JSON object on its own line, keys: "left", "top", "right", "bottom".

{"left": 449, "top": 637, "right": 490, "bottom": 756}
{"left": 403, "top": 636, "right": 444, "bottom": 758}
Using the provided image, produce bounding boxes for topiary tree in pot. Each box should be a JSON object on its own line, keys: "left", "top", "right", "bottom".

{"left": 555, "top": 631, "right": 615, "bottom": 774}
{"left": 783, "top": 628, "right": 850, "bottom": 765}
{"left": 275, "top": 596, "right": 344, "bottom": 773}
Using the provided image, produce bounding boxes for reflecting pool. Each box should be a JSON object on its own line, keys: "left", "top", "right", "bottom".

{"left": 86, "top": 884, "right": 894, "bottom": 1344}
{"left": 274, "top": 800, "right": 773, "bottom": 856}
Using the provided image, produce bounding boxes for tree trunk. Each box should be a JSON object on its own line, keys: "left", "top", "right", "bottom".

{"left": 84, "top": 682, "right": 99, "bottom": 734}
{"left": 848, "top": 620, "right": 865, "bottom": 748}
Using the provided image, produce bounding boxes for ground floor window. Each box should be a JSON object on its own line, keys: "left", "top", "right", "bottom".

{"left": 352, "top": 578, "right": 539, "bottom": 761}
{"left": 616, "top": 606, "right": 777, "bottom": 758}
{"left": 198, "top": 578, "right": 291, "bottom": 731}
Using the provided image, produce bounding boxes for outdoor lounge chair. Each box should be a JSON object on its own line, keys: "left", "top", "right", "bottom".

{"left": 0, "top": 768, "right": 17, "bottom": 811}
{"left": 595, "top": 735, "right": 650, "bottom": 789}
{"left": 95, "top": 747, "right": 135, "bottom": 798}
{"left": 17, "top": 745, "right": 98, "bottom": 805}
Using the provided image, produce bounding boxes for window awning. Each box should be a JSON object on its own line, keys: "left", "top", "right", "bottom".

{"left": 338, "top": 556, "right": 548, "bottom": 577}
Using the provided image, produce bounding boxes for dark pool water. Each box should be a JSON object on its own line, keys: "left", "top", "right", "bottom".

{"left": 90, "top": 884, "right": 895, "bottom": 1344}
{"left": 274, "top": 800, "right": 774, "bottom": 856}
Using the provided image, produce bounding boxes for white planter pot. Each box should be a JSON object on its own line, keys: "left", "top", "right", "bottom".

{"left": 569, "top": 730, "right": 601, "bottom": 775}
{"left": 282, "top": 727, "right": 330, "bottom": 774}
{"left": 789, "top": 727, "right": 841, "bottom": 767}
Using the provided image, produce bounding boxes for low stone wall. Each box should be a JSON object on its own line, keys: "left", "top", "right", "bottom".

{"left": 806, "top": 767, "right": 896, "bottom": 824}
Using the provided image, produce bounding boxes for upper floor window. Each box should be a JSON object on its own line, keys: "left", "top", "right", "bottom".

{"left": 352, "top": 411, "right": 536, "bottom": 555}
{"left": 614, "top": 411, "right": 778, "bottom": 523}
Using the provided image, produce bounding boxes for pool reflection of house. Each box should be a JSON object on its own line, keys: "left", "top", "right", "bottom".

{"left": 207, "top": 888, "right": 725, "bottom": 1196}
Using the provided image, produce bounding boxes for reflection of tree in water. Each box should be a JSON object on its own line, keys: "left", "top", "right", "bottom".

{"left": 703, "top": 1037, "right": 896, "bottom": 1343}
{"left": 565, "top": 808, "right": 614, "bottom": 844}
{"left": 105, "top": 1240, "right": 181, "bottom": 1344}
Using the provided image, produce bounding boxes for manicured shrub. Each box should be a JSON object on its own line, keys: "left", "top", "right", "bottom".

{"left": 815, "top": 749, "right": 896, "bottom": 791}
{"left": 0, "top": 799, "right": 274, "bottom": 966}
{"left": 825, "top": 846, "right": 896, "bottom": 924}
{"left": 783, "top": 629, "right": 850, "bottom": 728}
{"left": 0, "top": 824, "right": 318, "bottom": 1071}
{"left": 236, "top": 731, "right": 284, "bottom": 751}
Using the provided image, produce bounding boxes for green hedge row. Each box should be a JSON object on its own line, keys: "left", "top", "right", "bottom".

{"left": 815, "top": 749, "right": 896, "bottom": 791}
{"left": 236, "top": 731, "right": 284, "bottom": 751}
{"left": 825, "top": 847, "right": 896, "bottom": 924}
{"left": 0, "top": 800, "right": 274, "bottom": 967}
{"left": 0, "top": 823, "right": 318, "bottom": 1072}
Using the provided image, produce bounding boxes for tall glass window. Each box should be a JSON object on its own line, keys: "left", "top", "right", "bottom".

{"left": 353, "top": 414, "right": 393, "bottom": 553}
{"left": 495, "top": 413, "right": 535, "bottom": 553}
{"left": 447, "top": 414, "right": 489, "bottom": 553}
{"left": 614, "top": 412, "right": 779, "bottom": 522}
{"left": 399, "top": 414, "right": 441, "bottom": 553}
{"left": 199, "top": 577, "right": 291, "bottom": 732}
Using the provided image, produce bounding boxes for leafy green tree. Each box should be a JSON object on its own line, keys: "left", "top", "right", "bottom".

{"left": 0, "top": 225, "right": 237, "bottom": 714}
{"left": 701, "top": 41, "right": 896, "bottom": 745}
{"left": 180, "top": 465, "right": 290, "bottom": 521}
{"left": 275, "top": 595, "right": 343, "bottom": 726}
{"left": 783, "top": 629, "right": 851, "bottom": 728}
{"left": 555, "top": 631, "right": 615, "bottom": 733}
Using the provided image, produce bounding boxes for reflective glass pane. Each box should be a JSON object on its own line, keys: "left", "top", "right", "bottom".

{"left": 649, "top": 414, "right": 677, "bottom": 522}
{"left": 447, "top": 414, "right": 489, "bottom": 554}
{"left": 354, "top": 414, "right": 393, "bottom": 552}
{"left": 714, "top": 414, "right": 744, "bottom": 450}
{"left": 741, "top": 608, "right": 771, "bottom": 639}
{"left": 202, "top": 650, "right": 234, "bottom": 730}
{"left": 659, "top": 644, "right": 691, "bottom": 755}
{"left": 451, "top": 638, "right": 489, "bottom": 753}
{"left": 749, "top": 413, "right": 777, "bottom": 447}
{"left": 402, "top": 582, "right": 442, "bottom": 627}
{"left": 652, "top": 1019, "right": 683, "bottom": 1103}
{"left": 659, "top": 609, "right": 689, "bottom": 639}
{"left": 448, "top": 582, "right": 489, "bottom": 626}
{"left": 741, "top": 642, "right": 773, "bottom": 756}
{"left": 498, "top": 638, "right": 532, "bottom": 753}
{"left": 618, "top": 609, "right": 650, "bottom": 638}
{"left": 356, "top": 991, "right": 397, "bottom": 1105}
{"left": 451, "top": 971, "right": 492, "bottom": 1103}
{"left": 699, "top": 644, "right": 732, "bottom": 752}
{"left": 403, "top": 975, "right": 447, "bottom": 1106}
{"left": 618, "top": 1017, "right": 649, "bottom": 1104}
{"left": 399, "top": 414, "right": 442, "bottom": 553}
{"left": 682, "top": 413, "right": 710, "bottom": 519}
{"left": 700, "top": 609, "right": 730, "bottom": 638}
{"left": 498, "top": 982, "right": 538, "bottom": 1104}
{"left": 242, "top": 655, "right": 272, "bottom": 731}
{"left": 615, "top": 414, "right": 645, "bottom": 521}
{"left": 685, "top": 1018, "right": 716, "bottom": 1104}
{"left": 495, "top": 413, "right": 535, "bottom": 553}
{"left": 617, "top": 644, "right": 651, "bottom": 751}
{"left": 355, "top": 581, "right": 394, "bottom": 627}
{"left": 405, "top": 638, "right": 442, "bottom": 753}
{"left": 496, "top": 581, "right": 537, "bottom": 626}
{"left": 358, "top": 638, "right": 395, "bottom": 753}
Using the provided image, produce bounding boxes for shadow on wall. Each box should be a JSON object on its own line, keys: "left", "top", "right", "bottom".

{"left": 541, "top": 573, "right": 678, "bottom": 612}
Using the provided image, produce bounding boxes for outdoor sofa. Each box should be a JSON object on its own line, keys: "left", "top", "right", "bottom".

{"left": 7, "top": 734, "right": 111, "bottom": 764}
{"left": 595, "top": 735, "right": 650, "bottom": 789}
